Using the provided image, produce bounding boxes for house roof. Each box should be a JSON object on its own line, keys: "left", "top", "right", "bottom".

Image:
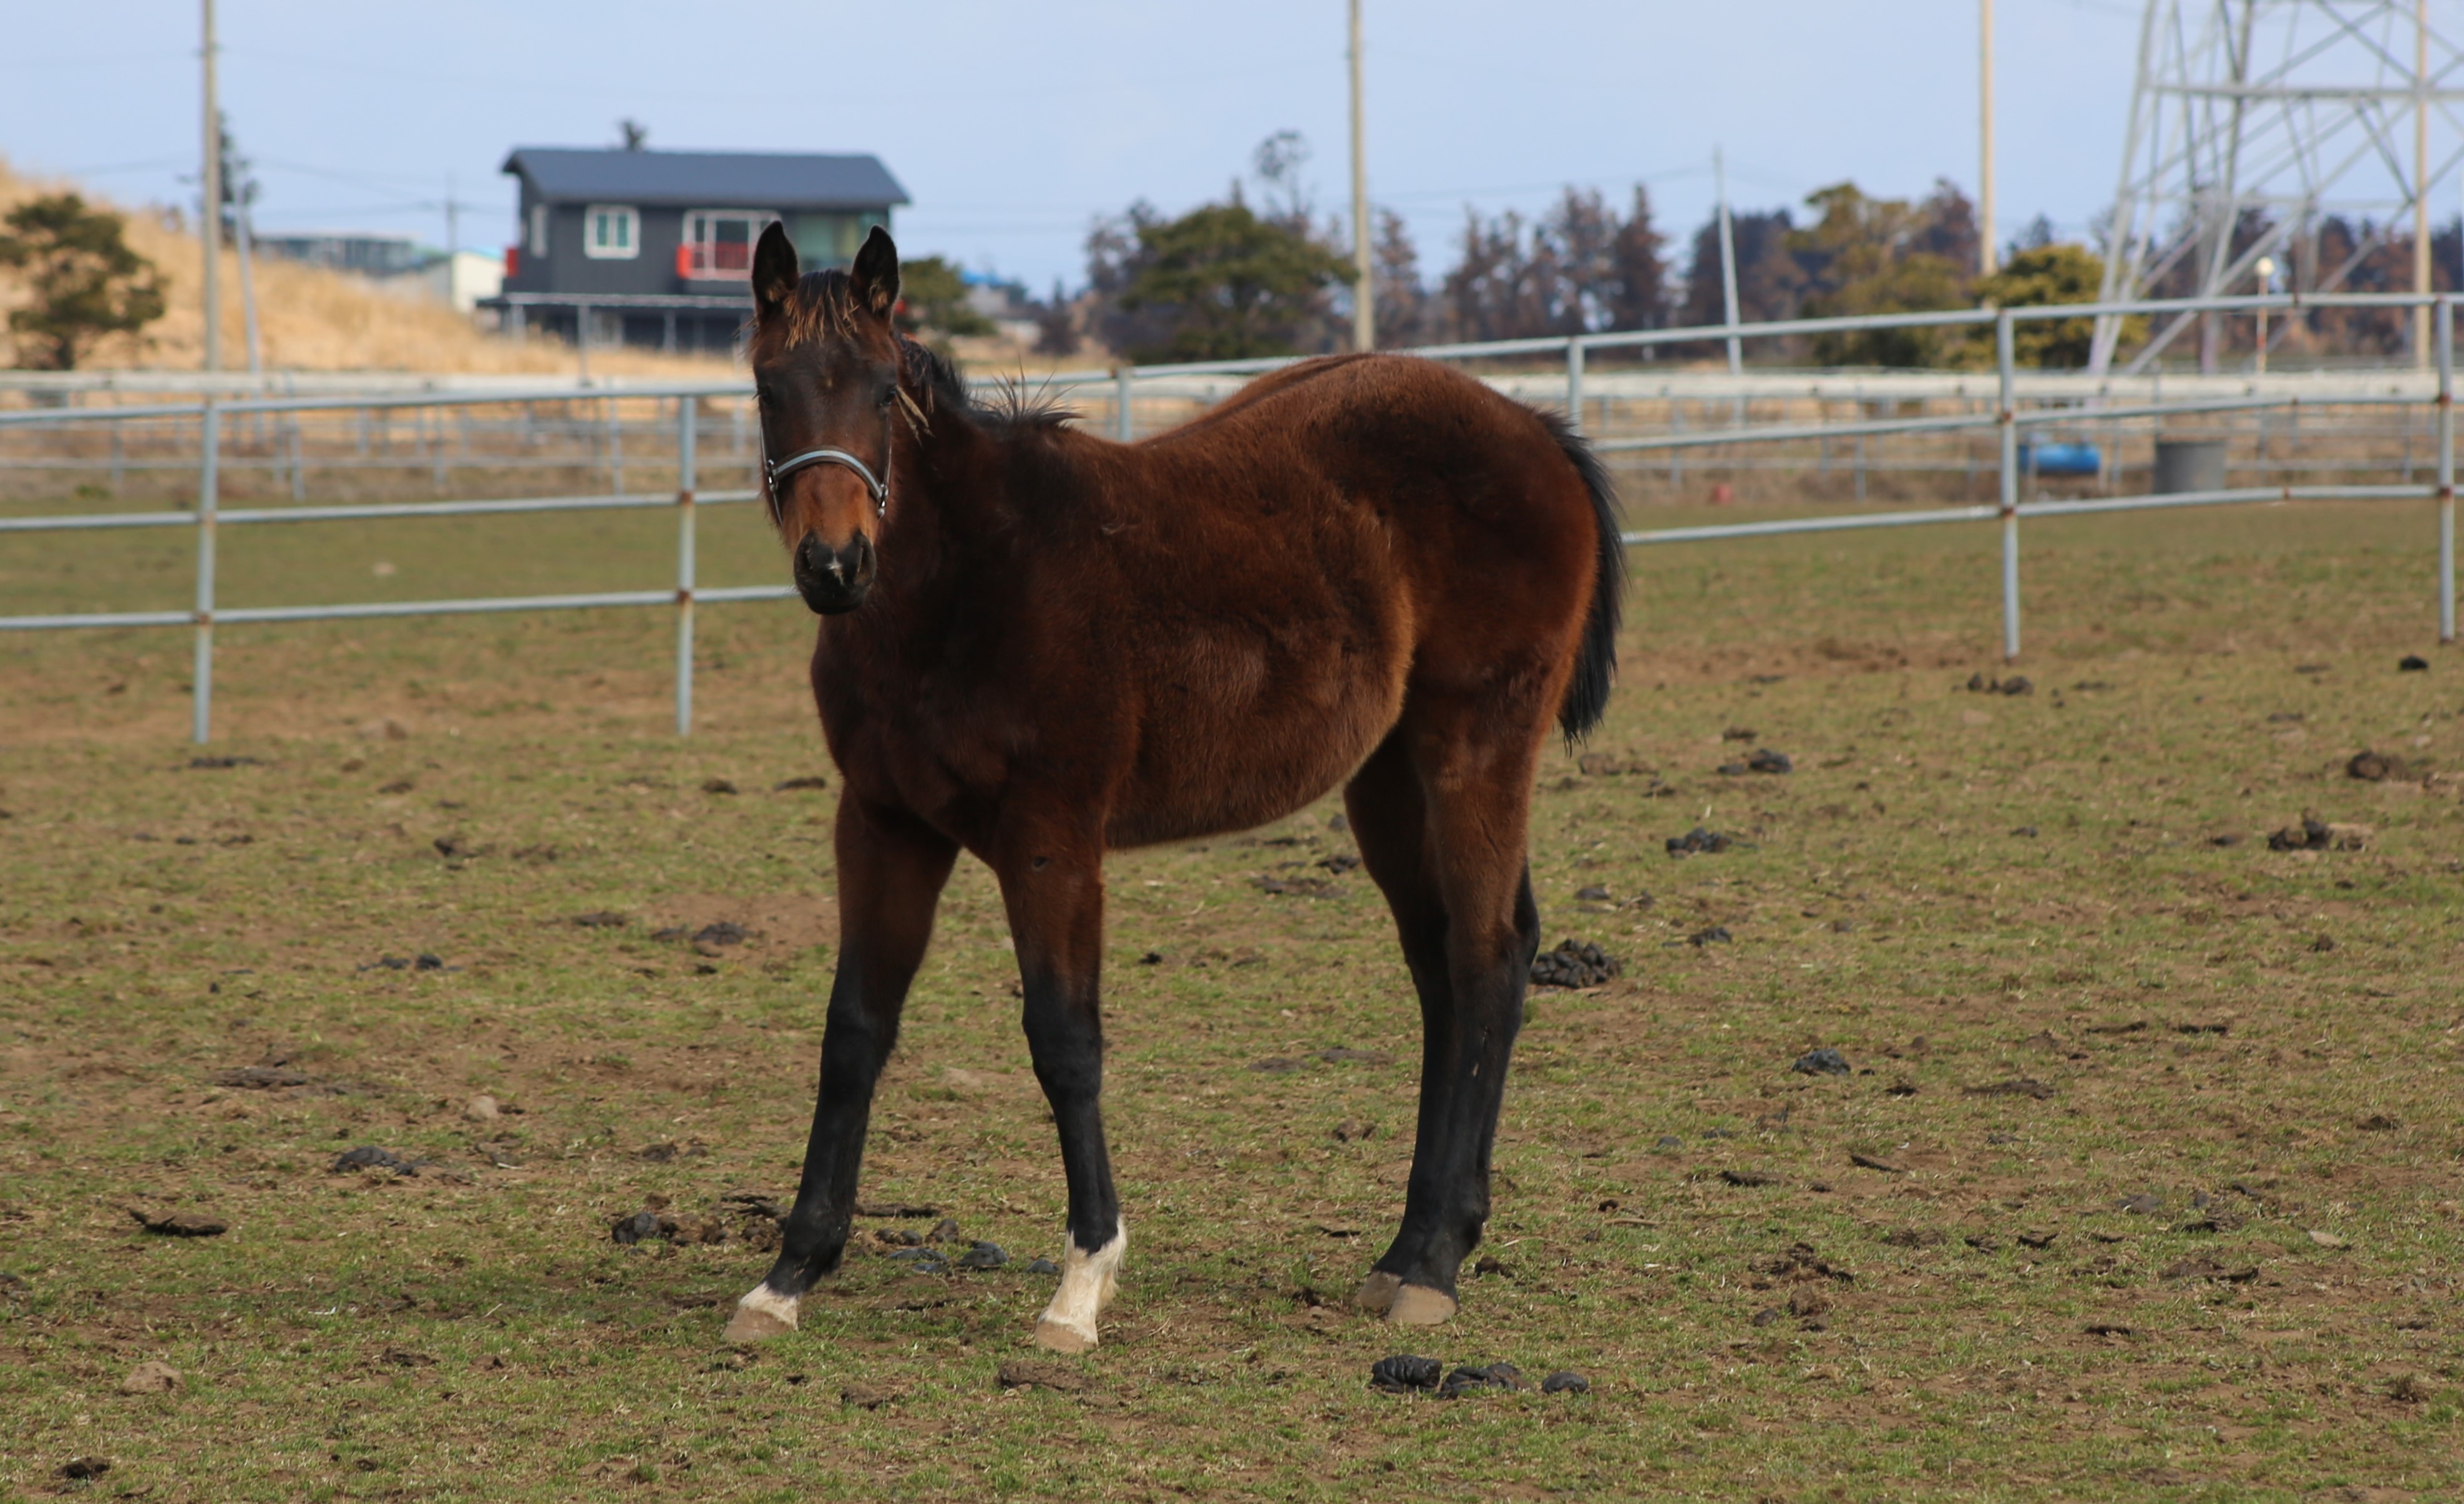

{"left": 500, "top": 148, "right": 909, "bottom": 210}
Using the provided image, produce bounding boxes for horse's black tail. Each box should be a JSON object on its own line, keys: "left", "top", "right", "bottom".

{"left": 1536, "top": 409, "right": 1624, "bottom": 742}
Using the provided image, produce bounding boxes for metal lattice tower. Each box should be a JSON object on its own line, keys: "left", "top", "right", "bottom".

{"left": 2093, "top": 1, "right": 2464, "bottom": 373}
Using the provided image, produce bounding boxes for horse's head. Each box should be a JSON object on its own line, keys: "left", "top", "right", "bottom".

{"left": 749, "top": 222, "right": 915, "bottom": 615}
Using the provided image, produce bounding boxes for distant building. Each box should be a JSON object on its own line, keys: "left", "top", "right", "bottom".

{"left": 487, "top": 145, "right": 909, "bottom": 354}
{"left": 259, "top": 233, "right": 503, "bottom": 316}
{"left": 370, "top": 250, "right": 507, "bottom": 316}
{"left": 963, "top": 274, "right": 1043, "bottom": 348}
{"left": 258, "top": 232, "right": 427, "bottom": 277}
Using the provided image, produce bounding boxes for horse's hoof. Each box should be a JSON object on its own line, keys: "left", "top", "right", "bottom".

{"left": 1032, "top": 1219, "right": 1124, "bottom": 1354}
{"left": 724, "top": 1286, "right": 800, "bottom": 1342}
{"left": 1033, "top": 1316, "right": 1098, "bottom": 1353}
{"left": 1386, "top": 1284, "right": 1458, "bottom": 1326}
{"left": 1353, "top": 1270, "right": 1403, "bottom": 1314}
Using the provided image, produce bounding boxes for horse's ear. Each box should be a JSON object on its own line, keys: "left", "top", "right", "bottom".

{"left": 752, "top": 222, "right": 799, "bottom": 323}
{"left": 850, "top": 225, "right": 900, "bottom": 319}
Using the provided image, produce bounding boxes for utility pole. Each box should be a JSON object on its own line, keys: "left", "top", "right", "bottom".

{"left": 200, "top": 0, "right": 221, "bottom": 374}
{"left": 1979, "top": 0, "right": 1997, "bottom": 276}
{"left": 1715, "top": 147, "right": 1742, "bottom": 376}
{"left": 446, "top": 172, "right": 460, "bottom": 260}
{"left": 1348, "top": 0, "right": 1373, "bottom": 352}
{"left": 2417, "top": 0, "right": 2433, "bottom": 370}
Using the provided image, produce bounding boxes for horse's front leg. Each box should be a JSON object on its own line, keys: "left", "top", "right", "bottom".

{"left": 726, "top": 796, "right": 957, "bottom": 1342}
{"left": 991, "top": 818, "right": 1123, "bottom": 1353}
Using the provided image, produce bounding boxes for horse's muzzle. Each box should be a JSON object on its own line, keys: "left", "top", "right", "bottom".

{"left": 793, "top": 531, "right": 875, "bottom": 614}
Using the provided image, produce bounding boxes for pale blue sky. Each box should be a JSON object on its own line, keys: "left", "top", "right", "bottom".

{"left": 2, "top": 1, "right": 2147, "bottom": 290}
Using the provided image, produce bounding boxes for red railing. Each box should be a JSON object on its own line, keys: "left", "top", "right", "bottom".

{"left": 678, "top": 240, "right": 752, "bottom": 279}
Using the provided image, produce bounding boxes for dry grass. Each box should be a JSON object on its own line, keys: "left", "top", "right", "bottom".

{"left": 0, "top": 157, "right": 731, "bottom": 379}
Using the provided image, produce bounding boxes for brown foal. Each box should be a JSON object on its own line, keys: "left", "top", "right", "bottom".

{"left": 724, "top": 225, "right": 1622, "bottom": 1351}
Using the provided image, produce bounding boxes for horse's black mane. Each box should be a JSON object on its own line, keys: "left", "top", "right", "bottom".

{"left": 901, "top": 337, "right": 1077, "bottom": 435}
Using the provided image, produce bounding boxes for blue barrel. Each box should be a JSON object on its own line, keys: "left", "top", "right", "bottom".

{"left": 2019, "top": 441, "right": 2101, "bottom": 477}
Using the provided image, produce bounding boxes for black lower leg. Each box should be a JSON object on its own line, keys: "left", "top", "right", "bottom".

{"left": 1380, "top": 866, "right": 1539, "bottom": 1294}
{"left": 1022, "top": 973, "right": 1119, "bottom": 1254}
{"left": 763, "top": 967, "right": 898, "bottom": 1294}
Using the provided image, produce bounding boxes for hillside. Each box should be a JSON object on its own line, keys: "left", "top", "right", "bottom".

{"left": 0, "top": 157, "right": 733, "bottom": 378}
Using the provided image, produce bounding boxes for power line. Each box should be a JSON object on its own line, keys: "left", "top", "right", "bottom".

{"left": 222, "top": 44, "right": 1305, "bottom": 109}
{"left": 0, "top": 49, "right": 187, "bottom": 72}
{"left": 29, "top": 157, "right": 189, "bottom": 178}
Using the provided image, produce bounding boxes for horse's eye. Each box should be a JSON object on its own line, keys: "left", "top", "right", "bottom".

{"left": 876, "top": 386, "right": 897, "bottom": 410}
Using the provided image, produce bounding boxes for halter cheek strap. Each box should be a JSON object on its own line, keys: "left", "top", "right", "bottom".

{"left": 764, "top": 446, "right": 890, "bottom": 517}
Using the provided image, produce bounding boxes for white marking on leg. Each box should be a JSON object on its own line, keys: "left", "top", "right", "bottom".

{"left": 723, "top": 1283, "right": 801, "bottom": 1342}
{"left": 1033, "top": 1218, "right": 1126, "bottom": 1352}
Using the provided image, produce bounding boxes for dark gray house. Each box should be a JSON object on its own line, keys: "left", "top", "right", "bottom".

{"left": 489, "top": 147, "right": 908, "bottom": 353}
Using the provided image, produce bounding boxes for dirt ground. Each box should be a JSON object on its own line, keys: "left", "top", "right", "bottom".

{"left": 2, "top": 485, "right": 2460, "bottom": 1500}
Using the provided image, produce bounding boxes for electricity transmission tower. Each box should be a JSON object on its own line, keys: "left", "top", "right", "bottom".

{"left": 2092, "top": 1, "right": 2464, "bottom": 374}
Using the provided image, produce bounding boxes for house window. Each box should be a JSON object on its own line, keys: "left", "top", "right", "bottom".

{"left": 528, "top": 203, "right": 548, "bottom": 256}
{"left": 680, "top": 209, "right": 779, "bottom": 279}
{"left": 789, "top": 213, "right": 859, "bottom": 266}
{"left": 583, "top": 204, "right": 639, "bottom": 260}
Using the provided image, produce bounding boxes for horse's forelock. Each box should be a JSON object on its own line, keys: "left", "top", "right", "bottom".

{"left": 774, "top": 269, "right": 860, "bottom": 349}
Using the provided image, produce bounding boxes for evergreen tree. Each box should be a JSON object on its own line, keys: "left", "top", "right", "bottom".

{"left": 1116, "top": 195, "right": 1354, "bottom": 362}
{"left": 0, "top": 193, "right": 166, "bottom": 370}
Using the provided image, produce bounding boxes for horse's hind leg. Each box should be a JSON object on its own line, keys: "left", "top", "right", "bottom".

{"left": 1341, "top": 732, "right": 1457, "bottom": 1317}
{"left": 990, "top": 815, "right": 1125, "bottom": 1353}
{"left": 726, "top": 797, "right": 957, "bottom": 1342}
{"left": 1348, "top": 705, "right": 1544, "bottom": 1324}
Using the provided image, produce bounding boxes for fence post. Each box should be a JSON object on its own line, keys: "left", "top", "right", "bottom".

{"left": 1997, "top": 307, "right": 2020, "bottom": 662}
{"left": 608, "top": 395, "right": 625, "bottom": 493}
{"left": 676, "top": 396, "right": 698, "bottom": 735}
{"left": 2439, "top": 294, "right": 2455, "bottom": 644}
{"left": 193, "top": 399, "right": 221, "bottom": 744}
{"left": 739, "top": 396, "right": 759, "bottom": 492}
{"left": 1565, "top": 337, "right": 1585, "bottom": 435}
{"left": 285, "top": 374, "right": 304, "bottom": 501}
{"left": 1114, "top": 366, "right": 1134, "bottom": 442}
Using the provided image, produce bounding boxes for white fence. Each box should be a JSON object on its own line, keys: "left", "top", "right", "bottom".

{"left": 2, "top": 291, "right": 2453, "bottom": 744}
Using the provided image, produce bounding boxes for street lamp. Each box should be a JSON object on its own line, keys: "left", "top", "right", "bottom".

{"left": 2254, "top": 255, "right": 2278, "bottom": 374}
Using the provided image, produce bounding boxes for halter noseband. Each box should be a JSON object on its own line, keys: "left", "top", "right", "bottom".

{"left": 764, "top": 445, "right": 890, "bottom": 518}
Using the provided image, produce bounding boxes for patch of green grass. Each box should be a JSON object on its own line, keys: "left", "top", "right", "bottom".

{"left": 3, "top": 493, "right": 2462, "bottom": 1500}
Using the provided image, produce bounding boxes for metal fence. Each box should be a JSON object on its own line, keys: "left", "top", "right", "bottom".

{"left": 2, "top": 290, "right": 2453, "bottom": 744}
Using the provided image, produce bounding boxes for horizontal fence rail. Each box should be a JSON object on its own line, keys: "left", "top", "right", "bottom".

{"left": 2, "top": 290, "right": 2453, "bottom": 742}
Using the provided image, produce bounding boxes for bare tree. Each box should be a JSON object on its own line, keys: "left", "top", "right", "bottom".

{"left": 1607, "top": 185, "right": 1670, "bottom": 332}
{"left": 1680, "top": 207, "right": 1804, "bottom": 328}
{"left": 1443, "top": 207, "right": 1534, "bottom": 342}
{"left": 1252, "top": 130, "right": 1315, "bottom": 228}
{"left": 1539, "top": 187, "right": 1619, "bottom": 332}
{"left": 1911, "top": 178, "right": 1980, "bottom": 272}
{"left": 1371, "top": 209, "right": 1429, "bottom": 347}
{"left": 1034, "top": 278, "right": 1080, "bottom": 357}
{"left": 1084, "top": 201, "right": 1173, "bottom": 359}
{"left": 1439, "top": 185, "right": 1667, "bottom": 341}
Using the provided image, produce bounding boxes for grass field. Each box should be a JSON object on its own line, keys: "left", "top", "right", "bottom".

{"left": 2, "top": 478, "right": 2461, "bottom": 1501}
